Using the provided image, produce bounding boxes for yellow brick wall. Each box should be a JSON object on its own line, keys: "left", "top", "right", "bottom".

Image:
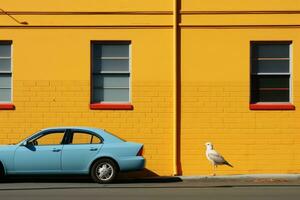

{"left": 0, "top": 80, "right": 173, "bottom": 175}
{"left": 181, "top": 28, "right": 300, "bottom": 175}
{"left": 181, "top": 82, "right": 300, "bottom": 175}
{"left": 0, "top": 27, "right": 174, "bottom": 176}
{"left": 180, "top": 1, "right": 300, "bottom": 175}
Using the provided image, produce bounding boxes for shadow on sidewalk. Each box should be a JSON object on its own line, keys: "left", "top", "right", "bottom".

{"left": 0, "top": 169, "right": 182, "bottom": 184}
{"left": 1, "top": 175, "right": 182, "bottom": 184}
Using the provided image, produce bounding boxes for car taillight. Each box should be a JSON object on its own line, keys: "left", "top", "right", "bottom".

{"left": 137, "top": 146, "right": 143, "bottom": 156}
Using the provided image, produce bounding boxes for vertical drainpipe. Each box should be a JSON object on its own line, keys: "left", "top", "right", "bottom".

{"left": 173, "top": 0, "right": 180, "bottom": 176}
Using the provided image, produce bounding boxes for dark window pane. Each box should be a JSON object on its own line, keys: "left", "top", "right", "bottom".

{"left": 93, "top": 44, "right": 129, "bottom": 58}
{"left": 92, "top": 44, "right": 102, "bottom": 58}
{"left": 0, "top": 58, "right": 11, "bottom": 71}
{"left": 252, "top": 60, "right": 289, "bottom": 73}
{"left": 0, "top": 74, "right": 11, "bottom": 88}
{"left": 101, "top": 45, "right": 129, "bottom": 57}
{"left": 91, "top": 42, "right": 130, "bottom": 103}
{"left": 251, "top": 75, "right": 290, "bottom": 103}
{"left": 251, "top": 90, "right": 289, "bottom": 102}
{"left": 93, "top": 59, "right": 129, "bottom": 72}
{"left": 252, "top": 43, "right": 289, "bottom": 58}
{"left": 0, "top": 45, "right": 11, "bottom": 57}
{"left": 251, "top": 75, "right": 289, "bottom": 89}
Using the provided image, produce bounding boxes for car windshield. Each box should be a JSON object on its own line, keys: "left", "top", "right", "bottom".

{"left": 14, "top": 130, "right": 41, "bottom": 145}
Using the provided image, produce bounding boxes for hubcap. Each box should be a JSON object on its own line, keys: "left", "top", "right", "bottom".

{"left": 96, "top": 163, "right": 113, "bottom": 181}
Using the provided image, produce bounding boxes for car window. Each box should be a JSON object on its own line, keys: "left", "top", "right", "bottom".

{"left": 71, "top": 132, "right": 101, "bottom": 144}
{"left": 91, "top": 135, "right": 101, "bottom": 144}
{"left": 32, "top": 132, "right": 65, "bottom": 146}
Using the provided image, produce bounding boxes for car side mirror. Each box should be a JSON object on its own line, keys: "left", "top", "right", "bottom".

{"left": 21, "top": 141, "right": 28, "bottom": 146}
{"left": 22, "top": 140, "right": 35, "bottom": 146}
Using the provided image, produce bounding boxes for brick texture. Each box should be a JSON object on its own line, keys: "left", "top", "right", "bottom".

{"left": 181, "top": 81, "right": 300, "bottom": 175}
{"left": 0, "top": 80, "right": 173, "bottom": 176}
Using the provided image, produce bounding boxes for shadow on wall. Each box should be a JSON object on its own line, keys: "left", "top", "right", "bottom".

{"left": 118, "top": 168, "right": 159, "bottom": 179}
{"left": 118, "top": 168, "right": 182, "bottom": 183}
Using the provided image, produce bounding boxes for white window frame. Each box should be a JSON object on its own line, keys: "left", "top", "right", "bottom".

{"left": 0, "top": 41, "right": 12, "bottom": 103}
{"left": 250, "top": 41, "right": 292, "bottom": 103}
{"left": 91, "top": 41, "right": 131, "bottom": 103}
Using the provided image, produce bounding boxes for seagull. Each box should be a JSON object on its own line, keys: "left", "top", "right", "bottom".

{"left": 205, "top": 142, "right": 233, "bottom": 176}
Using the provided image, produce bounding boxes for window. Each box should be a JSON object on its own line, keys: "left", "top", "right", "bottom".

{"left": 31, "top": 132, "right": 65, "bottom": 146}
{"left": 71, "top": 132, "right": 101, "bottom": 144}
{"left": 91, "top": 42, "right": 131, "bottom": 107}
{"left": 0, "top": 41, "right": 12, "bottom": 103}
{"left": 250, "top": 42, "right": 294, "bottom": 110}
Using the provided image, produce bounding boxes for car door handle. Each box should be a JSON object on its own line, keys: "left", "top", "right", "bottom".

{"left": 90, "top": 147, "right": 98, "bottom": 151}
{"left": 52, "top": 148, "right": 61, "bottom": 152}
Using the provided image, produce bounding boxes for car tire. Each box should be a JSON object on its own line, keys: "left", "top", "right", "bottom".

{"left": 0, "top": 162, "right": 4, "bottom": 180}
{"left": 91, "top": 159, "right": 118, "bottom": 184}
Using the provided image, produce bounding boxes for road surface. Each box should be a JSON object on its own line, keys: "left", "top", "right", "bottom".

{"left": 0, "top": 176, "right": 299, "bottom": 200}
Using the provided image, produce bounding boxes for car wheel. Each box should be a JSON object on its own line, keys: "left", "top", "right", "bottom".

{"left": 91, "top": 159, "right": 118, "bottom": 183}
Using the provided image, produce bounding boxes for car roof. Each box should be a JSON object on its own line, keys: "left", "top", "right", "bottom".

{"left": 40, "top": 126, "right": 124, "bottom": 143}
{"left": 41, "top": 126, "right": 104, "bottom": 132}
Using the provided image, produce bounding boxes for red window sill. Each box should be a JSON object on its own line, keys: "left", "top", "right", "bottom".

{"left": 250, "top": 103, "right": 295, "bottom": 110}
{"left": 90, "top": 103, "right": 133, "bottom": 110}
{"left": 0, "top": 103, "right": 15, "bottom": 110}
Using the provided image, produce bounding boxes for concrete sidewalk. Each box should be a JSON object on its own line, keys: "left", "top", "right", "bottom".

{"left": 177, "top": 174, "right": 300, "bottom": 186}
{"left": 180, "top": 174, "right": 300, "bottom": 181}
{"left": 116, "top": 174, "right": 300, "bottom": 186}
{"left": 125, "top": 174, "right": 300, "bottom": 186}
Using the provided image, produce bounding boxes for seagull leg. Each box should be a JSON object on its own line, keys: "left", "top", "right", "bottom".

{"left": 212, "top": 165, "right": 216, "bottom": 176}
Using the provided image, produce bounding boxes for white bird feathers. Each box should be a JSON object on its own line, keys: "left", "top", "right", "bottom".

{"left": 205, "top": 142, "right": 233, "bottom": 175}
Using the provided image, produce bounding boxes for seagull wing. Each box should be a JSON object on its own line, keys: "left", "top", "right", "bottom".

{"left": 207, "top": 150, "right": 226, "bottom": 164}
{"left": 208, "top": 150, "right": 233, "bottom": 167}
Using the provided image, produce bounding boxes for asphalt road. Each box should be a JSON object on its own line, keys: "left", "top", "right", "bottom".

{"left": 0, "top": 176, "right": 300, "bottom": 200}
{"left": 1, "top": 185, "right": 300, "bottom": 200}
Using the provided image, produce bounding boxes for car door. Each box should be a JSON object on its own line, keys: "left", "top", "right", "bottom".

{"left": 62, "top": 129, "right": 103, "bottom": 173}
{"left": 13, "top": 129, "right": 66, "bottom": 174}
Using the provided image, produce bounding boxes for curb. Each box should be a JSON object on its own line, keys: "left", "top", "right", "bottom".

{"left": 178, "top": 174, "right": 300, "bottom": 184}
{"left": 179, "top": 174, "right": 300, "bottom": 180}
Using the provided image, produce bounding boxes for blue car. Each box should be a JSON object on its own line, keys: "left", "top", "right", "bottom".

{"left": 0, "top": 127, "right": 145, "bottom": 183}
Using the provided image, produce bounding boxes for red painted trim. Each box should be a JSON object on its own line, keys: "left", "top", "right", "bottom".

{"left": 0, "top": 103, "right": 15, "bottom": 110}
{"left": 250, "top": 103, "right": 295, "bottom": 110}
{"left": 90, "top": 103, "right": 133, "bottom": 110}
